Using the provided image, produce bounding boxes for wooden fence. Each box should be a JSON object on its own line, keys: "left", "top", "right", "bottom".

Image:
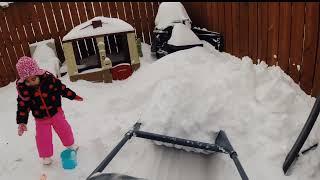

{"left": 184, "top": 2, "right": 320, "bottom": 96}
{"left": 0, "top": 2, "right": 160, "bottom": 87}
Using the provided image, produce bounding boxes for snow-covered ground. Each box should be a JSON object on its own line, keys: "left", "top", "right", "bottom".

{"left": 1, "top": 43, "right": 320, "bottom": 180}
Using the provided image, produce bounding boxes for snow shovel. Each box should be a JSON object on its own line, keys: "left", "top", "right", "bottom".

{"left": 87, "top": 122, "right": 249, "bottom": 180}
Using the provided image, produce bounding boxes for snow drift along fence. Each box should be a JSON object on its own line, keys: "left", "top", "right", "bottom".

{"left": 0, "top": 2, "right": 160, "bottom": 87}
{"left": 183, "top": 2, "right": 320, "bottom": 96}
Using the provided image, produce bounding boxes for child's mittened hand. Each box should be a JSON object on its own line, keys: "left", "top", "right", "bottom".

{"left": 18, "top": 124, "right": 27, "bottom": 136}
{"left": 74, "top": 95, "right": 83, "bottom": 101}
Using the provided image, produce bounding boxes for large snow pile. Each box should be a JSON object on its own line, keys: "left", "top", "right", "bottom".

{"left": 31, "top": 40, "right": 61, "bottom": 77}
{"left": 63, "top": 17, "right": 134, "bottom": 41}
{"left": 155, "top": 2, "right": 191, "bottom": 30}
{"left": 1, "top": 43, "right": 320, "bottom": 180}
{"left": 168, "top": 23, "right": 202, "bottom": 46}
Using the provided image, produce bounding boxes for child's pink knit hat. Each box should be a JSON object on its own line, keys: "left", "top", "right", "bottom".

{"left": 16, "top": 56, "right": 46, "bottom": 83}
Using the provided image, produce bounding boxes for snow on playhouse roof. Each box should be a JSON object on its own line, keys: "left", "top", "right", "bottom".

{"left": 63, "top": 16, "right": 134, "bottom": 42}
{"left": 155, "top": 2, "right": 191, "bottom": 30}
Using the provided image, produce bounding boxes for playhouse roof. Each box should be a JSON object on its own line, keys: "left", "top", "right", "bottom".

{"left": 63, "top": 16, "right": 134, "bottom": 42}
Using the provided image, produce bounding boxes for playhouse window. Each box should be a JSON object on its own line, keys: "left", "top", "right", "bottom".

{"left": 72, "top": 38, "right": 100, "bottom": 73}
{"left": 104, "top": 33, "right": 130, "bottom": 66}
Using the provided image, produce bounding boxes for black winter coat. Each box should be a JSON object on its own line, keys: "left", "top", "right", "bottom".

{"left": 16, "top": 72, "right": 77, "bottom": 124}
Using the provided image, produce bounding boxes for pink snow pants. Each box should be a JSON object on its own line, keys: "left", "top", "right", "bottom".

{"left": 35, "top": 108, "right": 74, "bottom": 158}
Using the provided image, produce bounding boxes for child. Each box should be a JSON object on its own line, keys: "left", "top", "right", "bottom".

{"left": 15, "top": 56, "right": 83, "bottom": 165}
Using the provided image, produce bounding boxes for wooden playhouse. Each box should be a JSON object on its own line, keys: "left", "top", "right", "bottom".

{"left": 62, "top": 16, "right": 140, "bottom": 83}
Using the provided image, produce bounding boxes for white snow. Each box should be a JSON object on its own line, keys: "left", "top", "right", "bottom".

{"left": 167, "top": 23, "right": 202, "bottom": 46}
{"left": 60, "top": 61, "right": 68, "bottom": 74}
{"left": 31, "top": 41, "right": 61, "bottom": 77}
{"left": 0, "top": 2, "right": 13, "bottom": 8}
{"left": 155, "top": 2, "right": 191, "bottom": 30}
{"left": 112, "top": 63, "right": 131, "bottom": 68}
{"left": 60, "top": 62, "right": 94, "bottom": 75}
{"left": 63, "top": 17, "right": 134, "bottom": 42}
{"left": 30, "top": 39, "right": 56, "bottom": 47}
{"left": 1, "top": 43, "right": 320, "bottom": 180}
{"left": 78, "top": 68, "right": 102, "bottom": 74}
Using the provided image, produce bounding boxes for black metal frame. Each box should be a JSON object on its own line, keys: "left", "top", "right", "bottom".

{"left": 283, "top": 96, "right": 320, "bottom": 174}
{"left": 87, "top": 123, "right": 249, "bottom": 180}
